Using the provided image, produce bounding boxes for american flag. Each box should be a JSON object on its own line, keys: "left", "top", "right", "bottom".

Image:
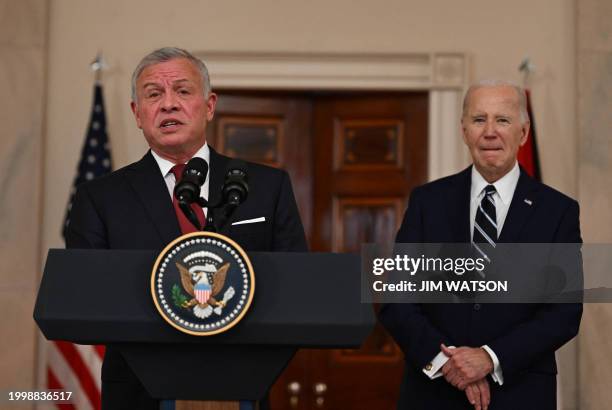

{"left": 46, "top": 84, "right": 112, "bottom": 410}
{"left": 62, "top": 84, "right": 113, "bottom": 237}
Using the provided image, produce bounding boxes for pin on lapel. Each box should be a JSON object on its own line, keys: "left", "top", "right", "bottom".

{"left": 524, "top": 199, "right": 533, "bottom": 206}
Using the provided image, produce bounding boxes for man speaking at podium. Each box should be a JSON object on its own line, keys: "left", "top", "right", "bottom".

{"left": 379, "top": 81, "right": 582, "bottom": 410}
{"left": 65, "top": 47, "right": 307, "bottom": 409}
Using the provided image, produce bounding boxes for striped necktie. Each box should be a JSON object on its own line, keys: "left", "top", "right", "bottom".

{"left": 473, "top": 184, "right": 497, "bottom": 270}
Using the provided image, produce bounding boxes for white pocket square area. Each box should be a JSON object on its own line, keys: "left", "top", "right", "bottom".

{"left": 231, "top": 217, "right": 266, "bottom": 226}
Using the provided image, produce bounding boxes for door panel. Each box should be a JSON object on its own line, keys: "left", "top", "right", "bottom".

{"left": 209, "top": 91, "right": 428, "bottom": 410}
{"left": 333, "top": 198, "right": 403, "bottom": 253}
{"left": 216, "top": 116, "right": 284, "bottom": 167}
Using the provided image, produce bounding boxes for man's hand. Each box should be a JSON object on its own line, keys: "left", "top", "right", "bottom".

{"left": 465, "top": 378, "right": 490, "bottom": 410}
{"left": 440, "top": 344, "right": 494, "bottom": 390}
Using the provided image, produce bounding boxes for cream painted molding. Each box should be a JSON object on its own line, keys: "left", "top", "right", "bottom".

{"left": 198, "top": 51, "right": 470, "bottom": 181}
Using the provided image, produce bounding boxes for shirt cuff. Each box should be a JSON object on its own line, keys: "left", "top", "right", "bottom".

{"left": 423, "top": 346, "right": 455, "bottom": 379}
{"left": 482, "top": 345, "right": 504, "bottom": 385}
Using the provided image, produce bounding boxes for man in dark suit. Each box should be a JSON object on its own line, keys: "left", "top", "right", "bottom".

{"left": 379, "top": 80, "right": 582, "bottom": 410}
{"left": 66, "top": 47, "right": 307, "bottom": 410}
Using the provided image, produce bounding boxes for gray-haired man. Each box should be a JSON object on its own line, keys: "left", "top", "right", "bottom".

{"left": 66, "top": 47, "right": 307, "bottom": 409}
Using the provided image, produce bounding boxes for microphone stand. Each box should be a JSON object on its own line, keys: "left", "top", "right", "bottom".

{"left": 200, "top": 197, "right": 221, "bottom": 233}
{"left": 178, "top": 198, "right": 204, "bottom": 232}
{"left": 196, "top": 197, "right": 240, "bottom": 234}
{"left": 179, "top": 183, "right": 245, "bottom": 234}
{"left": 178, "top": 195, "right": 237, "bottom": 234}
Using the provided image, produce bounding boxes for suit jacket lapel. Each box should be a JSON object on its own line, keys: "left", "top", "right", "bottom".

{"left": 124, "top": 151, "right": 181, "bottom": 245}
{"left": 208, "top": 147, "right": 230, "bottom": 208}
{"left": 449, "top": 166, "right": 472, "bottom": 243}
{"left": 498, "top": 169, "right": 539, "bottom": 242}
{"left": 207, "top": 147, "right": 233, "bottom": 233}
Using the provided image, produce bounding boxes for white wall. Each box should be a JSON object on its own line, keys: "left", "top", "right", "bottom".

{"left": 576, "top": 0, "right": 612, "bottom": 408}
{"left": 0, "top": 0, "right": 47, "bottom": 401}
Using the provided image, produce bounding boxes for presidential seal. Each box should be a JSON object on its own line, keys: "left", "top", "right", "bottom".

{"left": 151, "top": 231, "right": 255, "bottom": 336}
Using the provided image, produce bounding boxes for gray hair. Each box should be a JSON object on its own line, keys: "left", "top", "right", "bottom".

{"left": 131, "top": 47, "right": 211, "bottom": 102}
{"left": 462, "top": 79, "right": 529, "bottom": 124}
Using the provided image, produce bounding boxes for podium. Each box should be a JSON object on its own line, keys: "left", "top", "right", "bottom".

{"left": 34, "top": 249, "right": 374, "bottom": 401}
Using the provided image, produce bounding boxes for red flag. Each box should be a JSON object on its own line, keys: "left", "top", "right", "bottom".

{"left": 518, "top": 89, "right": 541, "bottom": 181}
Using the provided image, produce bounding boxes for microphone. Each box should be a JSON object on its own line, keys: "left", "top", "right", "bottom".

{"left": 203, "top": 160, "right": 248, "bottom": 232}
{"left": 174, "top": 157, "right": 208, "bottom": 204}
{"left": 222, "top": 160, "right": 249, "bottom": 206}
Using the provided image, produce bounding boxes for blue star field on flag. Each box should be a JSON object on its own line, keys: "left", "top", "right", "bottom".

{"left": 62, "top": 84, "right": 113, "bottom": 238}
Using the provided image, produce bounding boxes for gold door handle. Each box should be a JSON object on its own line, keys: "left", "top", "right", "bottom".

{"left": 287, "top": 381, "right": 301, "bottom": 408}
{"left": 313, "top": 382, "right": 327, "bottom": 408}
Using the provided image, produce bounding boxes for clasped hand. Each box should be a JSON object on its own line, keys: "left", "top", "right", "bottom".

{"left": 440, "top": 344, "right": 493, "bottom": 410}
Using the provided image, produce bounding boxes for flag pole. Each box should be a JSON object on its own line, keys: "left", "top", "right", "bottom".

{"left": 518, "top": 56, "right": 535, "bottom": 89}
{"left": 90, "top": 52, "right": 107, "bottom": 85}
{"left": 517, "top": 56, "right": 542, "bottom": 181}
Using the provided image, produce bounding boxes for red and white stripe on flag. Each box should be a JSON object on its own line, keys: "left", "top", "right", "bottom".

{"left": 45, "top": 341, "right": 104, "bottom": 410}
{"left": 195, "top": 288, "right": 211, "bottom": 304}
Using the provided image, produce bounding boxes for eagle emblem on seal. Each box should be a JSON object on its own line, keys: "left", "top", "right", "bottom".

{"left": 174, "top": 256, "right": 236, "bottom": 319}
{"left": 152, "top": 233, "right": 255, "bottom": 336}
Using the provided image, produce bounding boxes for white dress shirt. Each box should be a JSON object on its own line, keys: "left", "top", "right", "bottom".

{"left": 150, "top": 143, "right": 210, "bottom": 215}
{"left": 423, "top": 161, "right": 521, "bottom": 386}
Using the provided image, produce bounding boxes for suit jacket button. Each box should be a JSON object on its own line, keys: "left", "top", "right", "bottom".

{"left": 473, "top": 303, "right": 481, "bottom": 311}
{"left": 425, "top": 363, "right": 433, "bottom": 371}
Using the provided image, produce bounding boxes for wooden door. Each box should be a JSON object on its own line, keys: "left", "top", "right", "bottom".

{"left": 209, "top": 91, "right": 428, "bottom": 410}
{"left": 307, "top": 94, "right": 428, "bottom": 410}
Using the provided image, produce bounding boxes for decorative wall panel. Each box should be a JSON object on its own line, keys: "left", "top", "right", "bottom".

{"left": 335, "top": 120, "right": 403, "bottom": 171}
{"left": 216, "top": 117, "right": 283, "bottom": 167}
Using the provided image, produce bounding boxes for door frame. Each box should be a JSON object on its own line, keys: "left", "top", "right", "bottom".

{"left": 197, "top": 50, "right": 471, "bottom": 181}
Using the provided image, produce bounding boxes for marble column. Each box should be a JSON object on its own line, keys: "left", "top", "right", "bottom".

{"left": 577, "top": 0, "right": 612, "bottom": 409}
{"left": 0, "top": 0, "right": 48, "bottom": 404}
